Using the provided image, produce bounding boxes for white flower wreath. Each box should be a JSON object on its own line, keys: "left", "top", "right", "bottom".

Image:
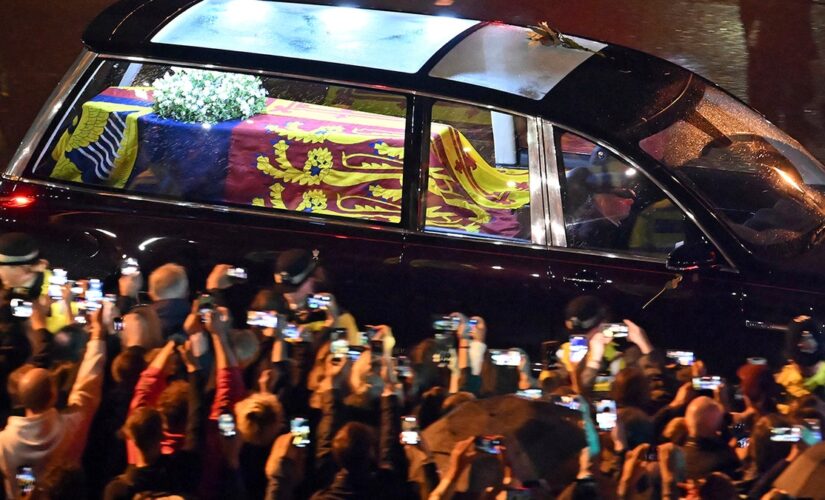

{"left": 152, "top": 68, "right": 267, "bottom": 123}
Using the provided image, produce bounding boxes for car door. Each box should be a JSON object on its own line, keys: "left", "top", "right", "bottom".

{"left": 400, "top": 99, "right": 557, "bottom": 351}
{"left": 543, "top": 126, "right": 745, "bottom": 374}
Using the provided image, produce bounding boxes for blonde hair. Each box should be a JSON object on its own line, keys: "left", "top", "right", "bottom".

{"left": 123, "top": 306, "right": 164, "bottom": 349}
{"left": 148, "top": 263, "right": 189, "bottom": 300}
{"left": 235, "top": 393, "right": 284, "bottom": 446}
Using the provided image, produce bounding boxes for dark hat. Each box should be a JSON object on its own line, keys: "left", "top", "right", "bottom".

{"left": 274, "top": 249, "right": 317, "bottom": 287}
{"left": 564, "top": 295, "right": 609, "bottom": 334}
{"left": 0, "top": 233, "right": 40, "bottom": 266}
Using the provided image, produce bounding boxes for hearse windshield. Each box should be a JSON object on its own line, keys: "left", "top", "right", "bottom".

{"left": 637, "top": 84, "right": 825, "bottom": 258}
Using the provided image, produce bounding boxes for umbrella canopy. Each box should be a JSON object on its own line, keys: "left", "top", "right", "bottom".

{"left": 419, "top": 394, "right": 586, "bottom": 491}
{"left": 774, "top": 442, "right": 825, "bottom": 499}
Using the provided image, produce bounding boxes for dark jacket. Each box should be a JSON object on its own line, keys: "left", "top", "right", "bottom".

{"left": 683, "top": 437, "right": 741, "bottom": 480}
{"left": 152, "top": 298, "right": 191, "bottom": 338}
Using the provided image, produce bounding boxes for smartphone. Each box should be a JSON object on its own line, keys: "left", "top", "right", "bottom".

{"left": 770, "top": 426, "right": 801, "bottom": 442}
{"left": 666, "top": 350, "right": 695, "bottom": 366}
{"left": 552, "top": 395, "right": 581, "bottom": 411}
{"left": 692, "top": 376, "right": 722, "bottom": 391}
{"left": 369, "top": 338, "right": 383, "bottom": 354}
{"left": 802, "top": 419, "right": 822, "bottom": 445}
{"left": 48, "top": 268, "right": 68, "bottom": 299}
{"left": 395, "top": 356, "right": 413, "bottom": 378}
{"left": 331, "top": 339, "right": 349, "bottom": 359}
{"left": 602, "top": 323, "right": 629, "bottom": 338}
{"left": 307, "top": 294, "right": 331, "bottom": 310}
{"left": 474, "top": 436, "right": 502, "bottom": 454}
{"left": 218, "top": 412, "right": 236, "bottom": 437}
{"left": 197, "top": 294, "right": 214, "bottom": 316}
{"left": 227, "top": 266, "right": 248, "bottom": 280}
{"left": 594, "top": 374, "right": 615, "bottom": 393}
{"left": 16, "top": 466, "right": 35, "bottom": 496}
{"left": 291, "top": 417, "right": 310, "bottom": 448}
{"left": 595, "top": 399, "right": 617, "bottom": 431}
{"left": 10, "top": 298, "right": 33, "bottom": 318}
{"left": 113, "top": 316, "right": 124, "bottom": 333}
{"left": 86, "top": 278, "right": 103, "bottom": 302}
{"left": 516, "top": 388, "right": 543, "bottom": 400}
{"left": 468, "top": 318, "right": 478, "bottom": 328}
{"left": 645, "top": 447, "right": 658, "bottom": 461}
{"left": 70, "top": 281, "right": 84, "bottom": 297}
{"left": 359, "top": 330, "right": 374, "bottom": 346}
{"left": 432, "top": 314, "right": 460, "bottom": 333}
{"left": 569, "top": 335, "right": 588, "bottom": 363}
{"left": 329, "top": 328, "right": 347, "bottom": 343}
{"left": 247, "top": 310, "right": 279, "bottom": 328}
{"left": 541, "top": 340, "right": 560, "bottom": 369}
{"left": 737, "top": 437, "right": 750, "bottom": 448}
{"left": 400, "top": 415, "right": 420, "bottom": 445}
{"left": 120, "top": 257, "right": 140, "bottom": 276}
{"left": 281, "top": 323, "right": 303, "bottom": 341}
{"left": 490, "top": 349, "right": 522, "bottom": 367}
{"left": 505, "top": 489, "right": 532, "bottom": 500}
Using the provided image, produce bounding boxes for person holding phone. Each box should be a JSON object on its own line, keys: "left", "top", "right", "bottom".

{"left": 0, "top": 306, "right": 107, "bottom": 499}
{"left": 560, "top": 295, "right": 660, "bottom": 398}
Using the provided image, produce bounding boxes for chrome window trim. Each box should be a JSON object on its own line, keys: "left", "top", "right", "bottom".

{"left": 541, "top": 120, "right": 738, "bottom": 272}
{"left": 526, "top": 117, "right": 547, "bottom": 246}
{"left": 540, "top": 121, "right": 568, "bottom": 247}
{"left": 6, "top": 49, "right": 97, "bottom": 178}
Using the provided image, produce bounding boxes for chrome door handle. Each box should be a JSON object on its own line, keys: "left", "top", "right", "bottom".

{"left": 561, "top": 270, "right": 609, "bottom": 290}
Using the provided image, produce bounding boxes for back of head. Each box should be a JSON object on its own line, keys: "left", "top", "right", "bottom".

{"left": 19, "top": 367, "right": 55, "bottom": 413}
{"left": 111, "top": 347, "right": 148, "bottom": 388}
{"left": 617, "top": 407, "right": 654, "bottom": 450}
{"left": 737, "top": 363, "right": 780, "bottom": 412}
{"left": 697, "top": 472, "right": 737, "bottom": 500}
{"left": 686, "top": 396, "right": 724, "bottom": 439}
{"left": 750, "top": 414, "right": 794, "bottom": 474}
{"left": 123, "top": 306, "right": 164, "bottom": 349}
{"left": 663, "top": 417, "right": 689, "bottom": 446}
{"left": 332, "top": 422, "right": 376, "bottom": 473}
{"left": 235, "top": 392, "right": 284, "bottom": 446}
{"left": 564, "top": 295, "right": 609, "bottom": 334}
{"left": 52, "top": 325, "right": 89, "bottom": 364}
{"left": 230, "top": 329, "right": 261, "bottom": 369}
{"left": 157, "top": 380, "right": 189, "bottom": 434}
{"left": 612, "top": 367, "right": 651, "bottom": 410}
{"left": 148, "top": 263, "right": 189, "bottom": 301}
{"left": 123, "top": 407, "right": 164, "bottom": 455}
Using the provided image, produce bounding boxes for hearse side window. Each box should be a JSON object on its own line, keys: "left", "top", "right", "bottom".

{"left": 557, "top": 131, "right": 687, "bottom": 257}
{"left": 29, "top": 60, "right": 408, "bottom": 224}
{"left": 422, "top": 101, "right": 534, "bottom": 242}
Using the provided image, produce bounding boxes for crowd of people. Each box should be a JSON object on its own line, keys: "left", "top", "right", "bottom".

{"left": 0, "top": 231, "right": 825, "bottom": 499}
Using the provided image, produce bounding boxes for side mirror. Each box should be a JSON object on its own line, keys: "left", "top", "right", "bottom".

{"left": 666, "top": 242, "right": 719, "bottom": 272}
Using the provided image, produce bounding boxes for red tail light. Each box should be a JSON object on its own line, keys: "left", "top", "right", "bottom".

{"left": 0, "top": 195, "right": 36, "bottom": 208}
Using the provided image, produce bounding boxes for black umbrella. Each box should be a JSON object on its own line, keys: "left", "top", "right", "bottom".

{"left": 418, "top": 394, "right": 586, "bottom": 491}
{"left": 774, "top": 442, "right": 825, "bottom": 499}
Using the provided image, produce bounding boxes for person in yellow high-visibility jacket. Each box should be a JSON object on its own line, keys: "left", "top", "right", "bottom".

{"left": 0, "top": 233, "right": 79, "bottom": 334}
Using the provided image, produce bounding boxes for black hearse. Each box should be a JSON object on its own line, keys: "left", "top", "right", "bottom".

{"left": 3, "top": 0, "right": 824, "bottom": 371}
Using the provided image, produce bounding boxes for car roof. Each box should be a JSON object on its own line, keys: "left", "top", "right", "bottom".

{"left": 83, "top": 0, "right": 693, "bottom": 143}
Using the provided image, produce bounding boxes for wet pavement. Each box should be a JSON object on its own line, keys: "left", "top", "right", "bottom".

{"left": 1, "top": 0, "right": 824, "bottom": 164}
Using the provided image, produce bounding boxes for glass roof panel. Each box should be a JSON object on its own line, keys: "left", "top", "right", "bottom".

{"left": 429, "top": 24, "right": 607, "bottom": 100}
{"left": 152, "top": 0, "right": 479, "bottom": 74}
